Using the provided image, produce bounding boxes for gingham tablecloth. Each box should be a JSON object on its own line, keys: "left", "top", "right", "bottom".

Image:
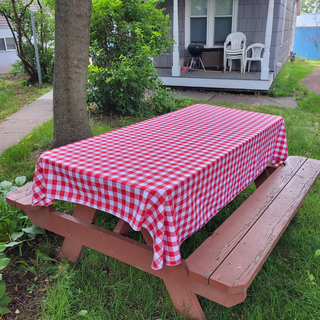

{"left": 32, "top": 104, "right": 288, "bottom": 270}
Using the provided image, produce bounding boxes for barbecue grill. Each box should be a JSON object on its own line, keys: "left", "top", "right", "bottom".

{"left": 187, "top": 43, "right": 206, "bottom": 73}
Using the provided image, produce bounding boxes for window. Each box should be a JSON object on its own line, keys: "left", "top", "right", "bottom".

{"left": 0, "top": 37, "right": 16, "bottom": 51}
{"left": 185, "top": 0, "right": 238, "bottom": 48}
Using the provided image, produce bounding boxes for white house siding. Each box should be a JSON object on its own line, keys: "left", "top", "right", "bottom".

{"left": 0, "top": 15, "right": 8, "bottom": 29}
{"left": 0, "top": 16, "right": 18, "bottom": 74}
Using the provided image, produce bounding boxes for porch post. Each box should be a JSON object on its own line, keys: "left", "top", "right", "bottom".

{"left": 172, "top": 0, "right": 181, "bottom": 76}
{"left": 261, "top": 0, "right": 275, "bottom": 80}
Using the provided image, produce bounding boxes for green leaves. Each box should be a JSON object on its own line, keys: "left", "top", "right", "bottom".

{"left": 88, "top": 0, "right": 175, "bottom": 116}
{"left": 0, "top": 280, "right": 12, "bottom": 314}
{"left": 0, "top": 258, "right": 10, "bottom": 271}
{"left": 15, "top": 176, "right": 26, "bottom": 187}
{"left": 22, "top": 224, "right": 46, "bottom": 238}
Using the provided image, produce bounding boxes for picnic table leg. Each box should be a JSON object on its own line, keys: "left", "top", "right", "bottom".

{"left": 254, "top": 166, "right": 277, "bottom": 188}
{"left": 141, "top": 228, "right": 206, "bottom": 320}
{"left": 114, "top": 219, "right": 131, "bottom": 236}
{"left": 60, "top": 204, "right": 99, "bottom": 263}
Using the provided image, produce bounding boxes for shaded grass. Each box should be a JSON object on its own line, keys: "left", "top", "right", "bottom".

{"left": 268, "top": 57, "right": 320, "bottom": 97}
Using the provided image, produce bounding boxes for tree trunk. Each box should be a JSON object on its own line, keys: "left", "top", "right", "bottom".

{"left": 53, "top": 0, "right": 92, "bottom": 148}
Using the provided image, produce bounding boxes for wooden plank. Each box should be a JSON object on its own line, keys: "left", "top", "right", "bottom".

{"left": 209, "top": 157, "right": 320, "bottom": 294}
{"left": 6, "top": 183, "right": 39, "bottom": 211}
{"left": 60, "top": 204, "right": 99, "bottom": 262}
{"left": 185, "top": 156, "right": 307, "bottom": 285}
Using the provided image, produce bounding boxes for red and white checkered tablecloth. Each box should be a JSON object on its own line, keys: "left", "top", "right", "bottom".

{"left": 32, "top": 104, "right": 288, "bottom": 270}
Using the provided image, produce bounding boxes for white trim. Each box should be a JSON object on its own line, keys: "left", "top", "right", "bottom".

{"left": 185, "top": 0, "right": 238, "bottom": 49}
{"left": 172, "top": 0, "right": 181, "bottom": 76}
{"left": 160, "top": 74, "right": 273, "bottom": 90}
{"left": 261, "top": 0, "right": 274, "bottom": 80}
{"left": 0, "top": 37, "right": 16, "bottom": 52}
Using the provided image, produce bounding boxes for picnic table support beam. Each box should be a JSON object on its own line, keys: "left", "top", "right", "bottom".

{"left": 60, "top": 204, "right": 99, "bottom": 263}
{"left": 254, "top": 166, "right": 277, "bottom": 188}
{"left": 141, "top": 227, "right": 206, "bottom": 319}
{"left": 113, "top": 219, "right": 131, "bottom": 236}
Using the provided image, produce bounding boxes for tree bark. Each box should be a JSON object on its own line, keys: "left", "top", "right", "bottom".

{"left": 53, "top": 0, "right": 92, "bottom": 147}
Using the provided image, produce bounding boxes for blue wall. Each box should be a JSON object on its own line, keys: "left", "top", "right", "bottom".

{"left": 293, "top": 28, "right": 319, "bottom": 60}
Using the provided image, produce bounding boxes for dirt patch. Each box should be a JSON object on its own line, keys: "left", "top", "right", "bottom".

{"left": 2, "top": 233, "right": 64, "bottom": 320}
{"left": 303, "top": 68, "right": 320, "bottom": 95}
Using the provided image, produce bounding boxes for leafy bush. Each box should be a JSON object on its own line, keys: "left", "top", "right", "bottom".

{"left": 0, "top": 176, "right": 46, "bottom": 315}
{"left": 87, "top": 0, "right": 175, "bottom": 116}
{"left": 0, "top": 177, "right": 45, "bottom": 244}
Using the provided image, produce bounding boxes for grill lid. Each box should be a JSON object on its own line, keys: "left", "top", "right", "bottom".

{"left": 188, "top": 43, "right": 205, "bottom": 57}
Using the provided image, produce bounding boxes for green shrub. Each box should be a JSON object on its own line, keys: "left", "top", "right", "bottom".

{"left": 87, "top": 0, "right": 174, "bottom": 116}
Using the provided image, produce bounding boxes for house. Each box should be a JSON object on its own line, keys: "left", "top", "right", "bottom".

{"left": 154, "top": 0, "right": 302, "bottom": 91}
{"left": 293, "top": 13, "right": 320, "bottom": 60}
{"left": 0, "top": 15, "right": 18, "bottom": 74}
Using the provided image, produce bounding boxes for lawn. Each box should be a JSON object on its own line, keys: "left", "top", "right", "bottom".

{"left": 1, "top": 58, "right": 320, "bottom": 320}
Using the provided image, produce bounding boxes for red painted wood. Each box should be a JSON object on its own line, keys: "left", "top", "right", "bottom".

{"left": 141, "top": 228, "right": 153, "bottom": 246}
{"left": 209, "top": 157, "right": 320, "bottom": 293}
{"left": 6, "top": 183, "right": 38, "bottom": 211}
{"left": 60, "top": 204, "right": 99, "bottom": 262}
{"left": 22, "top": 206, "right": 246, "bottom": 307}
{"left": 113, "top": 219, "right": 131, "bottom": 236}
{"left": 164, "top": 280, "right": 206, "bottom": 320}
{"left": 254, "top": 166, "right": 277, "bottom": 188}
{"left": 186, "top": 156, "right": 307, "bottom": 285}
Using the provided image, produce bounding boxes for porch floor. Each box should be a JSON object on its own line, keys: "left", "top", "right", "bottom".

{"left": 157, "top": 68, "right": 274, "bottom": 91}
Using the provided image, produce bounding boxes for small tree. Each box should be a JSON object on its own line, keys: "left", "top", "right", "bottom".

{"left": 0, "top": 0, "right": 54, "bottom": 83}
{"left": 302, "top": 0, "right": 320, "bottom": 13}
{"left": 87, "top": 0, "right": 174, "bottom": 116}
{"left": 299, "top": 13, "right": 320, "bottom": 60}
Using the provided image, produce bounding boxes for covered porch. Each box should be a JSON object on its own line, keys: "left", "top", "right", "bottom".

{"left": 168, "top": 0, "right": 280, "bottom": 90}
{"left": 157, "top": 68, "right": 274, "bottom": 91}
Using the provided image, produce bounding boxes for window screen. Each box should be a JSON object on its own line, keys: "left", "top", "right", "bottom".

{"left": 214, "top": 17, "right": 232, "bottom": 45}
{"left": 191, "top": 17, "right": 207, "bottom": 43}
{"left": 0, "top": 38, "right": 5, "bottom": 51}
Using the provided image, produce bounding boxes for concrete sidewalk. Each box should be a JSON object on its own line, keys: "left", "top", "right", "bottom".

{"left": 0, "top": 89, "right": 298, "bottom": 155}
{"left": 0, "top": 90, "right": 53, "bottom": 154}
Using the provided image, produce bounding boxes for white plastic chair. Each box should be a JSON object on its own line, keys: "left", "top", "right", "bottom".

{"left": 245, "top": 43, "right": 264, "bottom": 72}
{"left": 223, "top": 32, "right": 246, "bottom": 74}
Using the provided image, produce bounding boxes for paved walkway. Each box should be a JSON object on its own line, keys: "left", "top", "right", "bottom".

{"left": 0, "top": 90, "right": 53, "bottom": 154}
{"left": 0, "top": 89, "right": 298, "bottom": 155}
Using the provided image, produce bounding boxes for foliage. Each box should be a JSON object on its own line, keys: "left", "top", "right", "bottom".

{"left": 87, "top": 0, "right": 174, "bottom": 116}
{"left": 0, "top": 247, "right": 12, "bottom": 315}
{"left": 0, "top": 176, "right": 45, "bottom": 315}
{"left": 302, "top": 0, "right": 320, "bottom": 13}
{"left": 0, "top": 177, "right": 45, "bottom": 244}
{"left": 298, "top": 13, "right": 320, "bottom": 60}
{"left": 0, "top": 0, "right": 55, "bottom": 83}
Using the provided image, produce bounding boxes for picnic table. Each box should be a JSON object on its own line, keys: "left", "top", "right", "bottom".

{"left": 7, "top": 104, "right": 320, "bottom": 319}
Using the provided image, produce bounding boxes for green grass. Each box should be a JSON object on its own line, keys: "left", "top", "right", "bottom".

{"left": 0, "top": 75, "right": 52, "bottom": 121}
{"left": 1, "top": 59, "right": 320, "bottom": 319}
{"left": 268, "top": 57, "right": 320, "bottom": 97}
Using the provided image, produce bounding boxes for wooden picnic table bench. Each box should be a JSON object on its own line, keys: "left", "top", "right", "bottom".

{"left": 6, "top": 155, "right": 320, "bottom": 319}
